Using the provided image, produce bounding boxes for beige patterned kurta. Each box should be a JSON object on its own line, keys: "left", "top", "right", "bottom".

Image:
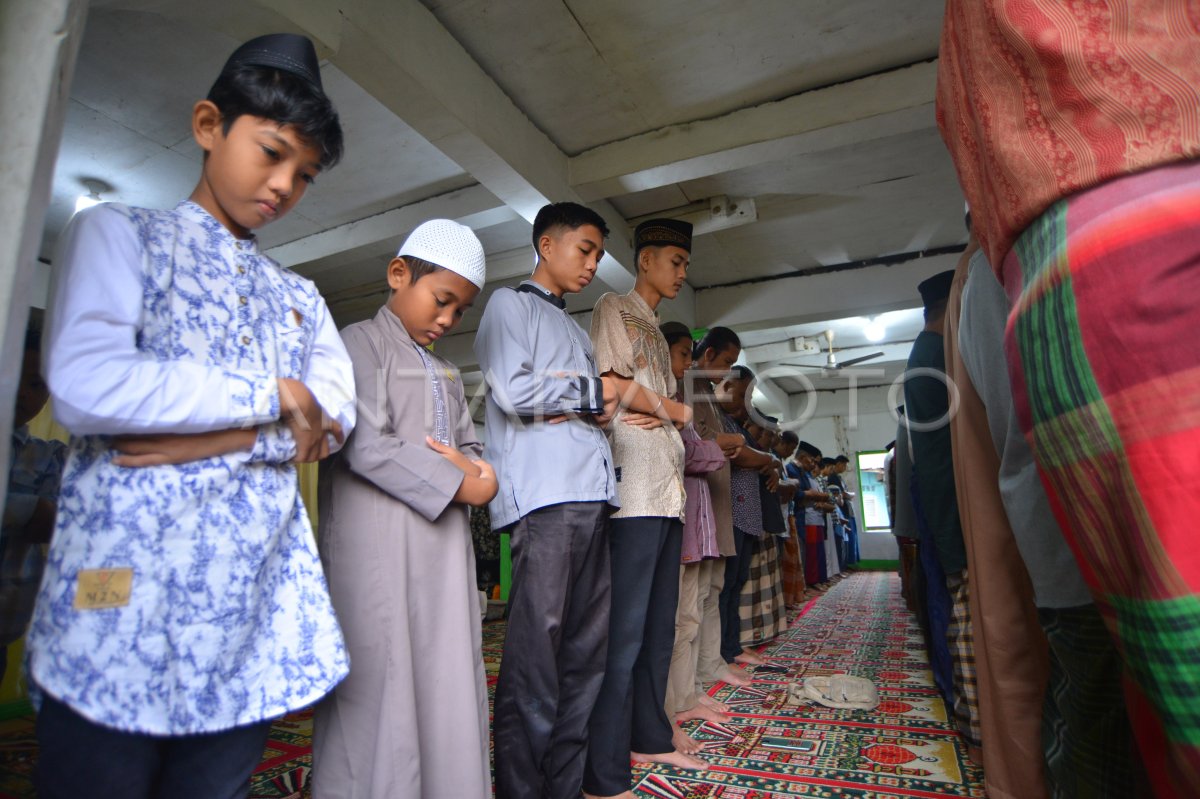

{"left": 589, "top": 291, "right": 685, "bottom": 520}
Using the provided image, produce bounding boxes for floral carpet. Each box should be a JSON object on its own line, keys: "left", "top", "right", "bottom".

{"left": 615, "top": 570, "right": 986, "bottom": 797}
{"left": 0, "top": 571, "right": 983, "bottom": 797}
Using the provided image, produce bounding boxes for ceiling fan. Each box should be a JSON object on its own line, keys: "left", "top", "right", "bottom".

{"left": 780, "top": 329, "right": 884, "bottom": 374}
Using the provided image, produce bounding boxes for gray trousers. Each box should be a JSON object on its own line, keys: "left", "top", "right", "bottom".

{"left": 493, "top": 502, "right": 611, "bottom": 799}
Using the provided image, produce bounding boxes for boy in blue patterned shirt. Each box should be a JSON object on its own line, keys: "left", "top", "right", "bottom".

{"left": 28, "top": 34, "right": 355, "bottom": 799}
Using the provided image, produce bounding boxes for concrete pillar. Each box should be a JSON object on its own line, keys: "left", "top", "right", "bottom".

{"left": 0, "top": 0, "right": 88, "bottom": 505}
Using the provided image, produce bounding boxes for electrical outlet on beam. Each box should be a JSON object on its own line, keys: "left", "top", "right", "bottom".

{"left": 793, "top": 337, "right": 821, "bottom": 355}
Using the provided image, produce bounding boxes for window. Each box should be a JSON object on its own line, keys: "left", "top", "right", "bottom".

{"left": 855, "top": 450, "right": 892, "bottom": 532}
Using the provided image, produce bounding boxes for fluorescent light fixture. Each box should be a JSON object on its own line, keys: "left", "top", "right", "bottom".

{"left": 74, "top": 178, "right": 111, "bottom": 214}
{"left": 864, "top": 316, "right": 886, "bottom": 342}
{"left": 74, "top": 192, "right": 102, "bottom": 213}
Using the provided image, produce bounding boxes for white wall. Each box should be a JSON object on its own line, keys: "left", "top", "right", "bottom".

{"left": 0, "top": 0, "right": 88, "bottom": 516}
{"left": 784, "top": 385, "right": 899, "bottom": 561}
{"left": 784, "top": 384, "right": 898, "bottom": 454}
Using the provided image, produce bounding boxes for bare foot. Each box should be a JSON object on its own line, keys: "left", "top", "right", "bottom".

{"left": 717, "top": 664, "right": 753, "bottom": 687}
{"left": 631, "top": 749, "right": 706, "bottom": 770}
{"left": 671, "top": 725, "right": 702, "bottom": 755}
{"left": 697, "top": 693, "right": 731, "bottom": 713}
{"left": 676, "top": 703, "right": 731, "bottom": 724}
{"left": 735, "top": 648, "right": 767, "bottom": 666}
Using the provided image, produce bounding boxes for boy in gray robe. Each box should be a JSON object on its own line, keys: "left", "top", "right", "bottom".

{"left": 314, "top": 220, "right": 497, "bottom": 799}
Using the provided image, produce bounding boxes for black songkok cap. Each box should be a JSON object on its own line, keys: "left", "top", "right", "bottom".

{"left": 798, "top": 441, "right": 822, "bottom": 458}
{"left": 222, "top": 33, "right": 323, "bottom": 90}
{"left": 917, "top": 270, "right": 955, "bottom": 308}
{"left": 635, "top": 218, "right": 692, "bottom": 254}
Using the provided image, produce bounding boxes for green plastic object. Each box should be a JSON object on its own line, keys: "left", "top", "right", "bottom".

{"left": 500, "top": 532, "right": 512, "bottom": 601}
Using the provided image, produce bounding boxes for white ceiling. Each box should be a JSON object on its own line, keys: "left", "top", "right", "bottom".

{"left": 39, "top": 0, "right": 967, "bottom": 418}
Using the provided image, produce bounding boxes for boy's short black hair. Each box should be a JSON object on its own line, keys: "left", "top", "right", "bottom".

{"left": 207, "top": 64, "right": 344, "bottom": 168}
{"left": 693, "top": 326, "right": 741, "bottom": 361}
{"left": 399, "top": 255, "right": 442, "bottom": 284}
{"left": 780, "top": 430, "right": 799, "bottom": 446}
{"left": 820, "top": 457, "right": 836, "bottom": 467}
{"left": 531, "top": 202, "right": 610, "bottom": 250}
{"left": 659, "top": 321, "right": 693, "bottom": 349}
{"left": 729, "top": 364, "right": 754, "bottom": 382}
{"left": 835, "top": 455, "right": 850, "bottom": 464}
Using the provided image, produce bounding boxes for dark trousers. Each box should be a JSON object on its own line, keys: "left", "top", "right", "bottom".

{"left": 34, "top": 692, "right": 271, "bottom": 799}
{"left": 718, "top": 525, "right": 753, "bottom": 663}
{"left": 493, "top": 501, "right": 611, "bottom": 799}
{"left": 582, "top": 517, "right": 682, "bottom": 796}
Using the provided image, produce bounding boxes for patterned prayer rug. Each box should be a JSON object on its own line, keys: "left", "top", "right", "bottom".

{"left": 0, "top": 572, "right": 984, "bottom": 798}
{"left": 620, "top": 571, "right": 986, "bottom": 797}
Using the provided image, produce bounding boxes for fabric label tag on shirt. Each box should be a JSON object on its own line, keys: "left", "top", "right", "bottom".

{"left": 73, "top": 568, "right": 133, "bottom": 610}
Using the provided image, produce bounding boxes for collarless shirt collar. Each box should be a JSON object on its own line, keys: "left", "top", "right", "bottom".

{"left": 520, "top": 279, "right": 566, "bottom": 310}
{"left": 624, "top": 289, "right": 659, "bottom": 322}
{"left": 376, "top": 304, "right": 414, "bottom": 343}
{"left": 175, "top": 201, "right": 260, "bottom": 255}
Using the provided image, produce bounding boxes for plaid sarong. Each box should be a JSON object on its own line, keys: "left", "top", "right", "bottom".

{"left": 1002, "top": 159, "right": 1200, "bottom": 794}
{"left": 1039, "top": 604, "right": 1143, "bottom": 796}
{"left": 945, "top": 569, "right": 982, "bottom": 748}
{"left": 739, "top": 534, "right": 786, "bottom": 646}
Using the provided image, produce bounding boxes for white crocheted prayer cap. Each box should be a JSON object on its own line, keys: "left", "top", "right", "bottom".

{"left": 397, "top": 219, "right": 487, "bottom": 289}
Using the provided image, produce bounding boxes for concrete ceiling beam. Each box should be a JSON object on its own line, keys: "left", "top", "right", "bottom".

{"left": 265, "top": 184, "right": 512, "bottom": 273}
{"left": 297, "top": 0, "right": 697, "bottom": 327}
{"left": 569, "top": 60, "right": 938, "bottom": 201}
{"left": 697, "top": 251, "right": 960, "bottom": 332}
{"left": 318, "top": 0, "right": 643, "bottom": 288}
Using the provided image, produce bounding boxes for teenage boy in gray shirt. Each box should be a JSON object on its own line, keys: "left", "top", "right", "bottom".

{"left": 478, "top": 202, "right": 666, "bottom": 799}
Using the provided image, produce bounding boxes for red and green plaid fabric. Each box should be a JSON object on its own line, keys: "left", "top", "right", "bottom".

{"left": 1002, "top": 160, "right": 1200, "bottom": 796}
